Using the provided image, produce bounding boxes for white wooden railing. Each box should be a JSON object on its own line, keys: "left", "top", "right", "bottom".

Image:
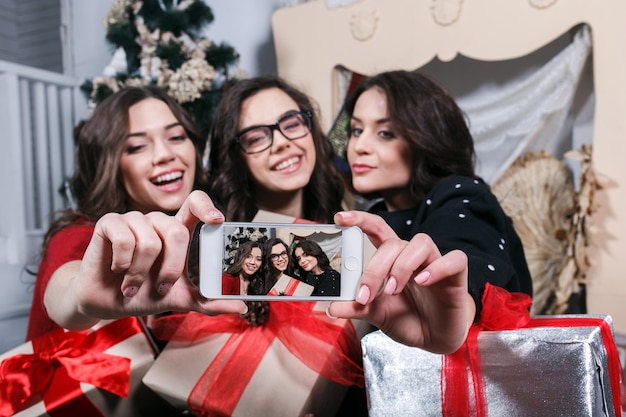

{"left": 0, "top": 60, "right": 80, "bottom": 348}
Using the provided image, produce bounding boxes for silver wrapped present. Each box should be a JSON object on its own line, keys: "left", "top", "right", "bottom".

{"left": 362, "top": 314, "right": 622, "bottom": 417}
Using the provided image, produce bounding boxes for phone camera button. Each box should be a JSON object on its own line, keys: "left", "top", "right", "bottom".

{"left": 344, "top": 256, "right": 359, "bottom": 271}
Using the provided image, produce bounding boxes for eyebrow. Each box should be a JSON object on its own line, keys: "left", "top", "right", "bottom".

{"left": 240, "top": 109, "right": 300, "bottom": 131}
{"left": 350, "top": 115, "right": 392, "bottom": 125}
{"left": 126, "top": 122, "right": 183, "bottom": 138}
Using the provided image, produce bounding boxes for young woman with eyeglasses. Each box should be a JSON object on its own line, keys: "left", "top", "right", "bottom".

{"left": 207, "top": 77, "right": 368, "bottom": 415}
{"left": 207, "top": 76, "right": 345, "bottom": 222}
{"left": 259, "top": 237, "right": 295, "bottom": 294}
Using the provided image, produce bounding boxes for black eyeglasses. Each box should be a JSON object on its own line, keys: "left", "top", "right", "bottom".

{"left": 270, "top": 250, "right": 289, "bottom": 261}
{"left": 234, "top": 111, "right": 312, "bottom": 154}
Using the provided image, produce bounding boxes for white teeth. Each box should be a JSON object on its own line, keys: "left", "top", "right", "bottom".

{"left": 154, "top": 171, "right": 183, "bottom": 184}
{"left": 274, "top": 157, "right": 300, "bottom": 171}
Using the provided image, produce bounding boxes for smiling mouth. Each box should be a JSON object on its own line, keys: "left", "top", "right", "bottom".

{"left": 273, "top": 156, "right": 301, "bottom": 171}
{"left": 152, "top": 171, "right": 183, "bottom": 185}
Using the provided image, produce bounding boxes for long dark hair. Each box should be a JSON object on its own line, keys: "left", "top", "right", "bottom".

{"left": 344, "top": 70, "right": 477, "bottom": 204}
{"left": 292, "top": 239, "right": 332, "bottom": 277}
{"left": 207, "top": 76, "right": 344, "bottom": 222}
{"left": 226, "top": 241, "right": 262, "bottom": 276}
{"left": 226, "top": 240, "right": 264, "bottom": 294}
{"left": 42, "top": 86, "right": 208, "bottom": 252}
{"left": 261, "top": 238, "right": 293, "bottom": 292}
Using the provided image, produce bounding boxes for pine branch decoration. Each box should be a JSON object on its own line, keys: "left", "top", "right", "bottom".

{"left": 81, "top": 0, "right": 242, "bottom": 138}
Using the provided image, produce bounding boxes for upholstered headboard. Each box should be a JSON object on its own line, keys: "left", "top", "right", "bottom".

{"left": 272, "top": 0, "right": 626, "bottom": 331}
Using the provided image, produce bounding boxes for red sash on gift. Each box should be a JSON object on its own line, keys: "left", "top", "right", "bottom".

{"left": 0, "top": 317, "right": 143, "bottom": 417}
{"left": 268, "top": 279, "right": 298, "bottom": 296}
{"left": 152, "top": 301, "right": 364, "bottom": 416}
{"left": 441, "top": 283, "right": 623, "bottom": 417}
{"left": 267, "top": 277, "right": 306, "bottom": 296}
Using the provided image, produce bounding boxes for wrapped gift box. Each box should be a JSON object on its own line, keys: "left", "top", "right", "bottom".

{"left": 143, "top": 302, "right": 374, "bottom": 417}
{"left": 267, "top": 274, "right": 314, "bottom": 296}
{"left": 140, "top": 210, "right": 371, "bottom": 415}
{"left": 362, "top": 285, "right": 623, "bottom": 417}
{"left": 0, "top": 317, "right": 161, "bottom": 417}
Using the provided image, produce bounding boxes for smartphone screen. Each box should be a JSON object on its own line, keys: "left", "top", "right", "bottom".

{"left": 199, "top": 222, "right": 363, "bottom": 301}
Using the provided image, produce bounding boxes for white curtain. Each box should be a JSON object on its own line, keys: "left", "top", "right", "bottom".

{"left": 457, "top": 26, "right": 592, "bottom": 184}
{"left": 290, "top": 231, "right": 342, "bottom": 263}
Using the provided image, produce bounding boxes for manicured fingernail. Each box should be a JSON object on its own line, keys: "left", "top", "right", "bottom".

{"left": 342, "top": 211, "right": 354, "bottom": 220}
{"left": 334, "top": 211, "right": 352, "bottom": 223}
{"left": 123, "top": 285, "right": 138, "bottom": 297}
{"left": 415, "top": 270, "right": 431, "bottom": 285}
{"left": 157, "top": 282, "right": 172, "bottom": 295}
{"left": 208, "top": 209, "right": 223, "bottom": 219}
{"left": 384, "top": 277, "right": 397, "bottom": 295}
{"left": 356, "top": 285, "right": 370, "bottom": 305}
{"left": 326, "top": 305, "right": 338, "bottom": 319}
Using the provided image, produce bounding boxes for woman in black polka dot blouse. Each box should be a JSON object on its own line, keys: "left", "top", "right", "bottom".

{"left": 328, "top": 70, "right": 532, "bottom": 354}
{"left": 292, "top": 239, "right": 341, "bottom": 296}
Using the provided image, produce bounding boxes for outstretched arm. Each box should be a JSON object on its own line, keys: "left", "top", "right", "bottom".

{"left": 328, "top": 210, "right": 474, "bottom": 354}
{"left": 44, "top": 191, "right": 247, "bottom": 331}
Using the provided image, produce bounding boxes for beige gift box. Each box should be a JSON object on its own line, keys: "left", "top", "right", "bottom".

{"left": 0, "top": 317, "right": 162, "bottom": 417}
{"left": 141, "top": 210, "right": 373, "bottom": 416}
{"left": 268, "top": 274, "right": 315, "bottom": 296}
{"left": 143, "top": 303, "right": 373, "bottom": 417}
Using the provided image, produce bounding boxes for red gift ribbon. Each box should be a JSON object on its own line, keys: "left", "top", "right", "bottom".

{"left": 282, "top": 278, "right": 300, "bottom": 295}
{"left": 267, "top": 277, "right": 303, "bottom": 296}
{"left": 441, "top": 283, "right": 624, "bottom": 417}
{"left": 152, "top": 301, "right": 364, "bottom": 416}
{"left": 0, "top": 317, "right": 144, "bottom": 417}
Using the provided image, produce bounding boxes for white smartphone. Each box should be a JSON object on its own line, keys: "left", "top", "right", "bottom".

{"left": 199, "top": 222, "right": 364, "bottom": 301}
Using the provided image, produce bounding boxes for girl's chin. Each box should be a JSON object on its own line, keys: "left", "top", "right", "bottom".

{"left": 156, "top": 204, "right": 184, "bottom": 214}
{"left": 352, "top": 182, "right": 374, "bottom": 195}
{"left": 157, "top": 194, "right": 190, "bottom": 211}
{"left": 277, "top": 169, "right": 313, "bottom": 186}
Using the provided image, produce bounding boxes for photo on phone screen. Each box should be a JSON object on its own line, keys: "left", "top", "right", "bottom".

{"left": 199, "top": 222, "right": 363, "bottom": 301}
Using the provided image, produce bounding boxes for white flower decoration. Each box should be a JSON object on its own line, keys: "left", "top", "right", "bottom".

{"left": 102, "top": 48, "right": 128, "bottom": 77}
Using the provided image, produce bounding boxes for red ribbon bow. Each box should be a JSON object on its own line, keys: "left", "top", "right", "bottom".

{"left": 442, "top": 283, "right": 623, "bottom": 417}
{"left": 0, "top": 317, "right": 144, "bottom": 417}
{"left": 152, "top": 301, "right": 364, "bottom": 416}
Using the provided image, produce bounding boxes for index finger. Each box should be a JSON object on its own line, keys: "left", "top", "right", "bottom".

{"left": 175, "top": 190, "right": 225, "bottom": 233}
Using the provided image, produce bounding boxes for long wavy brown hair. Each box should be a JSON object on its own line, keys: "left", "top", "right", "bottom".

{"left": 207, "top": 76, "right": 344, "bottom": 222}
{"left": 42, "top": 86, "right": 208, "bottom": 252}
{"left": 343, "top": 70, "right": 478, "bottom": 204}
{"left": 226, "top": 240, "right": 264, "bottom": 295}
{"left": 291, "top": 239, "right": 333, "bottom": 278}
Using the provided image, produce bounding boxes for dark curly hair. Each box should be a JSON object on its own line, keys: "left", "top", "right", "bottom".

{"left": 343, "top": 70, "right": 477, "bottom": 204}
{"left": 207, "top": 76, "right": 344, "bottom": 222}
{"left": 226, "top": 240, "right": 264, "bottom": 295}
{"left": 291, "top": 239, "right": 332, "bottom": 277}
{"left": 42, "top": 86, "right": 208, "bottom": 252}
{"left": 260, "top": 237, "right": 294, "bottom": 293}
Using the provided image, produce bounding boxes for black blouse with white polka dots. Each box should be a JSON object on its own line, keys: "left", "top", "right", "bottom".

{"left": 302, "top": 269, "right": 341, "bottom": 296}
{"left": 369, "top": 175, "right": 533, "bottom": 320}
